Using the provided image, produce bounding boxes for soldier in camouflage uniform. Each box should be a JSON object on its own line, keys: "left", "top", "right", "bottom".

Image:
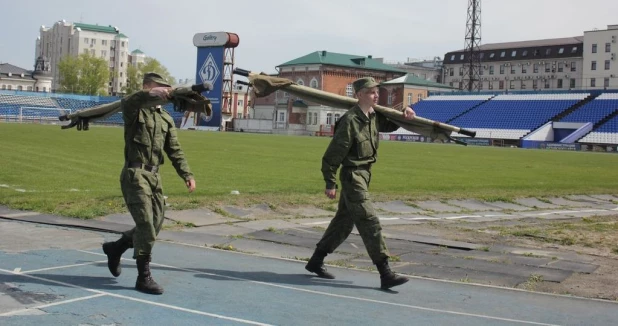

{"left": 102, "top": 72, "right": 196, "bottom": 295}
{"left": 305, "top": 77, "right": 416, "bottom": 290}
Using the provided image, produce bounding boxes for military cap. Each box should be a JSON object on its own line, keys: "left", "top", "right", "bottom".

{"left": 353, "top": 77, "right": 380, "bottom": 93}
{"left": 143, "top": 72, "right": 171, "bottom": 87}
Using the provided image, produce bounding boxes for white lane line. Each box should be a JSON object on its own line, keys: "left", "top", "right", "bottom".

{"left": 20, "top": 260, "right": 108, "bottom": 274}
{"left": 0, "top": 294, "right": 106, "bottom": 317}
{"left": 303, "top": 221, "right": 330, "bottom": 225}
{"left": 2, "top": 212, "right": 41, "bottom": 218}
{"left": 13, "top": 268, "right": 21, "bottom": 273}
{"left": 349, "top": 243, "right": 358, "bottom": 249}
{"left": 0, "top": 267, "right": 272, "bottom": 325}
{"left": 445, "top": 215, "right": 482, "bottom": 220}
{"left": 77, "top": 250, "right": 559, "bottom": 325}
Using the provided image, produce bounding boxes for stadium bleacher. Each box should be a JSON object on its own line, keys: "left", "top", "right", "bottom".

{"left": 559, "top": 93, "right": 618, "bottom": 125}
{"left": 578, "top": 114, "right": 618, "bottom": 144}
{"left": 408, "top": 95, "right": 493, "bottom": 123}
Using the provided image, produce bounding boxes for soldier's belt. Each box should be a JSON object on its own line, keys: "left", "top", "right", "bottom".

{"left": 126, "top": 162, "right": 159, "bottom": 173}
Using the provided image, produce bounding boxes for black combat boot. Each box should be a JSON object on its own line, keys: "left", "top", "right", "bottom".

{"left": 102, "top": 236, "right": 131, "bottom": 277}
{"left": 376, "top": 259, "right": 409, "bottom": 290}
{"left": 135, "top": 255, "right": 164, "bottom": 295}
{"left": 305, "top": 248, "right": 335, "bottom": 279}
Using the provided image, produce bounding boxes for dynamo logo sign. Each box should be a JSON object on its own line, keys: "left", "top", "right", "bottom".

{"left": 199, "top": 53, "right": 220, "bottom": 85}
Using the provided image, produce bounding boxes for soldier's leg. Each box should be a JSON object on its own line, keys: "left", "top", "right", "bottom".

{"left": 346, "top": 170, "right": 409, "bottom": 289}
{"left": 102, "top": 169, "right": 134, "bottom": 277}
{"left": 306, "top": 193, "right": 354, "bottom": 279}
{"left": 152, "top": 178, "right": 165, "bottom": 236}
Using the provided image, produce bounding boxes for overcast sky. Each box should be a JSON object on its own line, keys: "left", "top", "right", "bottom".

{"left": 1, "top": 0, "right": 616, "bottom": 81}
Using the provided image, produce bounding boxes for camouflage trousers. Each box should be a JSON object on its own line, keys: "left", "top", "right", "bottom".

{"left": 119, "top": 167, "right": 166, "bottom": 259}
{"left": 316, "top": 166, "right": 389, "bottom": 264}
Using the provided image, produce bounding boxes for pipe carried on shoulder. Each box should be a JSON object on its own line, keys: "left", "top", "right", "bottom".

{"left": 234, "top": 68, "right": 476, "bottom": 143}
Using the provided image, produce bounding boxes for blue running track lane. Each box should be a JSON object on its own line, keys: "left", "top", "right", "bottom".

{"left": 1, "top": 229, "right": 618, "bottom": 325}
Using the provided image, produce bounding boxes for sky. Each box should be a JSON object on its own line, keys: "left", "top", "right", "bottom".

{"left": 1, "top": 0, "right": 617, "bottom": 82}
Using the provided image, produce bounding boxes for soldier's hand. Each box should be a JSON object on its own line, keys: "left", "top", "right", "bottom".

{"left": 325, "top": 188, "right": 336, "bottom": 199}
{"left": 186, "top": 179, "right": 196, "bottom": 193}
{"left": 149, "top": 87, "right": 172, "bottom": 100}
{"left": 403, "top": 107, "right": 416, "bottom": 120}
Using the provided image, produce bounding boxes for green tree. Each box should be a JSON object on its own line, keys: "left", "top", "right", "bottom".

{"left": 57, "top": 53, "right": 109, "bottom": 95}
{"left": 123, "top": 57, "right": 176, "bottom": 94}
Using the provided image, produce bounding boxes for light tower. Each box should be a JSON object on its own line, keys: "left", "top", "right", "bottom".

{"left": 462, "top": 0, "right": 482, "bottom": 92}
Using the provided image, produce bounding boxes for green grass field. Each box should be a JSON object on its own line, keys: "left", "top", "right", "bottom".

{"left": 1, "top": 123, "right": 617, "bottom": 219}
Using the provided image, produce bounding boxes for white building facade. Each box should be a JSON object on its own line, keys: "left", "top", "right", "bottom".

{"left": 36, "top": 20, "right": 129, "bottom": 95}
{"left": 583, "top": 24, "right": 618, "bottom": 89}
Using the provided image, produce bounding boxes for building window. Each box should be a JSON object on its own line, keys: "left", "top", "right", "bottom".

{"left": 313, "top": 112, "right": 317, "bottom": 125}
{"left": 509, "top": 80, "right": 515, "bottom": 89}
{"left": 558, "top": 62, "right": 564, "bottom": 72}
{"left": 605, "top": 60, "right": 610, "bottom": 70}
{"left": 449, "top": 68, "right": 454, "bottom": 76}
{"left": 296, "top": 79, "right": 304, "bottom": 86}
{"left": 533, "top": 79, "right": 538, "bottom": 89}
{"left": 592, "top": 44, "right": 597, "bottom": 53}
{"left": 604, "top": 78, "right": 610, "bottom": 88}
{"left": 520, "top": 81, "right": 526, "bottom": 89}
{"left": 591, "top": 61, "right": 597, "bottom": 70}
{"left": 534, "top": 49, "right": 540, "bottom": 56}
{"left": 407, "top": 93, "right": 412, "bottom": 105}
{"left": 488, "top": 81, "right": 493, "bottom": 90}
{"left": 1, "top": 85, "right": 5, "bottom": 90}
{"left": 558, "top": 48, "right": 564, "bottom": 54}
{"left": 83, "top": 48, "right": 88, "bottom": 54}
{"left": 511, "top": 50, "right": 517, "bottom": 57}
{"left": 510, "top": 66, "right": 515, "bottom": 74}
{"left": 450, "top": 54, "right": 455, "bottom": 61}
{"left": 522, "top": 50, "right": 528, "bottom": 56}
{"left": 545, "top": 49, "right": 551, "bottom": 55}
{"left": 84, "top": 38, "right": 89, "bottom": 44}
{"left": 279, "top": 112, "right": 285, "bottom": 122}
{"left": 489, "top": 53, "right": 495, "bottom": 58}
{"left": 418, "top": 93, "right": 423, "bottom": 102}
{"left": 533, "top": 63, "right": 538, "bottom": 73}
{"left": 17, "top": 86, "right": 23, "bottom": 91}
{"left": 387, "top": 92, "right": 393, "bottom": 105}
{"left": 334, "top": 113, "right": 341, "bottom": 122}
{"left": 90, "top": 49, "right": 95, "bottom": 56}
{"left": 459, "top": 67, "right": 463, "bottom": 76}
{"left": 557, "top": 79, "right": 563, "bottom": 89}
{"left": 326, "top": 113, "right": 332, "bottom": 125}
{"left": 499, "top": 81, "right": 504, "bottom": 89}
{"left": 591, "top": 78, "right": 596, "bottom": 87}
{"left": 310, "top": 78, "right": 318, "bottom": 88}
{"left": 570, "top": 79, "right": 576, "bottom": 88}
{"left": 570, "top": 62, "right": 576, "bottom": 72}
{"left": 500, "top": 51, "right": 505, "bottom": 58}
{"left": 499, "top": 65, "right": 505, "bottom": 74}
{"left": 571, "top": 46, "right": 578, "bottom": 53}
{"left": 545, "top": 64, "right": 550, "bottom": 73}
{"left": 460, "top": 54, "right": 464, "bottom": 60}
{"left": 91, "top": 39, "right": 96, "bottom": 45}
{"left": 121, "top": 41, "right": 125, "bottom": 47}
{"left": 346, "top": 83, "right": 353, "bottom": 97}
{"left": 489, "top": 66, "right": 494, "bottom": 75}
{"left": 43, "top": 87, "right": 46, "bottom": 92}
{"left": 544, "top": 79, "right": 550, "bottom": 89}
{"left": 27, "top": 86, "right": 33, "bottom": 91}
{"left": 101, "top": 50, "right": 107, "bottom": 57}
{"left": 102, "top": 40, "right": 107, "bottom": 46}
{"left": 237, "top": 113, "right": 242, "bottom": 119}
{"left": 522, "top": 65, "right": 527, "bottom": 73}
{"left": 237, "top": 100, "right": 244, "bottom": 107}
{"left": 7, "top": 85, "right": 12, "bottom": 90}
{"left": 605, "top": 43, "right": 611, "bottom": 53}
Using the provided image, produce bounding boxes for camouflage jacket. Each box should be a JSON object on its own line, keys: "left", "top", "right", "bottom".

{"left": 321, "top": 105, "right": 399, "bottom": 189}
{"left": 121, "top": 90, "right": 194, "bottom": 181}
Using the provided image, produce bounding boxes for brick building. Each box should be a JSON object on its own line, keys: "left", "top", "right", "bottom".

{"left": 252, "top": 50, "right": 406, "bottom": 135}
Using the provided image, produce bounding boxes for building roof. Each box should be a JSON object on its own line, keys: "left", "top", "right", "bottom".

{"left": 73, "top": 23, "right": 119, "bottom": 34}
{"left": 382, "top": 74, "right": 454, "bottom": 89}
{"left": 131, "top": 49, "right": 144, "bottom": 54}
{"left": 116, "top": 33, "right": 128, "bottom": 39}
{"left": 459, "top": 36, "right": 583, "bottom": 52}
{"left": 278, "top": 51, "right": 407, "bottom": 73}
{"left": 0, "top": 63, "right": 35, "bottom": 80}
{"left": 445, "top": 36, "right": 584, "bottom": 64}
